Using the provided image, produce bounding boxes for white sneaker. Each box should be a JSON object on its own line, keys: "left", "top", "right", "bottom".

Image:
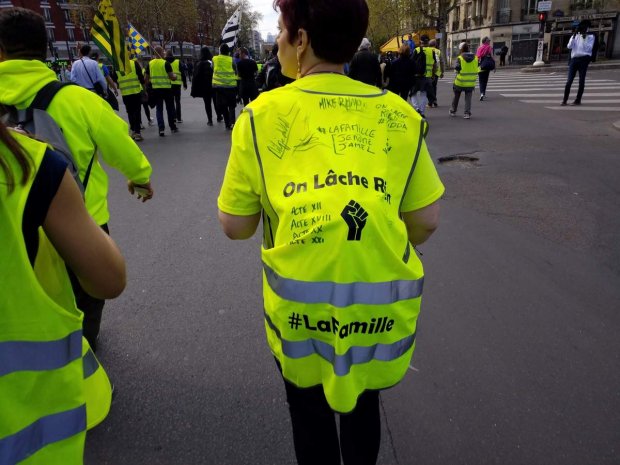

{"left": 464, "top": 113, "right": 471, "bottom": 119}
{"left": 449, "top": 110, "right": 456, "bottom": 117}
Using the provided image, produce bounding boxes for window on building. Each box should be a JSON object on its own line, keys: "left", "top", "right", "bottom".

{"left": 522, "top": 0, "right": 537, "bottom": 17}
{"left": 67, "top": 28, "right": 75, "bottom": 41}
{"left": 42, "top": 8, "right": 52, "bottom": 22}
{"left": 46, "top": 28, "right": 55, "bottom": 43}
{"left": 572, "top": 0, "right": 594, "bottom": 9}
{"left": 64, "top": 10, "right": 71, "bottom": 23}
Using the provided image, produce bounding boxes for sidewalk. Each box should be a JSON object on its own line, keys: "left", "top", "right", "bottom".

{"left": 520, "top": 58, "right": 620, "bottom": 73}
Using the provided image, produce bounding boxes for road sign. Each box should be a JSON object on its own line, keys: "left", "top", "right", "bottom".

{"left": 537, "top": 1, "right": 552, "bottom": 12}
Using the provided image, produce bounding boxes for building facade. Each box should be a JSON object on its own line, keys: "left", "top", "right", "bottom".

{"left": 446, "top": 0, "right": 619, "bottom": 65}
{"left": 1, "top": 0, "right": 92, "bottom": 62}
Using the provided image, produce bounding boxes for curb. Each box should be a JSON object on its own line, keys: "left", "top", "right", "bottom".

{"left": 521, "top": 63, "right": 620, "bottom": 73}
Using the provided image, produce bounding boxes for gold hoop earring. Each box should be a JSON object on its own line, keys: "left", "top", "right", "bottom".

{"left": 296, "top": 50, "right": 302, "bottom": 79}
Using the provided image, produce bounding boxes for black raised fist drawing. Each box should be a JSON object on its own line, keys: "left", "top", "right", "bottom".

{"left": 340, "top": 200, "right": 368, "bottom": 241}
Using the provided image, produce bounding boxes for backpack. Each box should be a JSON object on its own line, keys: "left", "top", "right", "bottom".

{"left": 5, "top": 81, "right": 94, "bottom": 195}
{"left": 265, "top": 58, "right": 282, "bottom": 90}
{"left": 412, "top": 47, "right": 427, "bottom": 76}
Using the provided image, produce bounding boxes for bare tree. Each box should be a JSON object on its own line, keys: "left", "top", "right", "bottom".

{"left": 411, "top": 0, "right": 460, "bottom": 63}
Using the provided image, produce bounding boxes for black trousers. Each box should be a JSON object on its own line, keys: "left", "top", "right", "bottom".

{"left": 68, "top": 223, "right": 110, "bottom": 352}
{"left": 202, "top": 91, "right": 214, "bottom": 123}
{"left": 282, "top": 375, "right": 381, "bottom": 465}
{"left": 152, "top": 88, "right": 177, "bottom": 131}
{"left": 563, "top": 56, "right": 590, "bottom": 103}
{"left": 171, "top": 85, "right": 182, "bottom": 120}
{"left": 142, "top": 102, "right": 151, "bottom": 123}
{"left": 499, "top": 54, "right": 506, "bottom": 66}
{"left": 478, "top": 70, "right": 490, "bottom": 95}
{"left": 429, "top": 75, "right": 439, "bottom": 104}
{"left": 215, "top": 87, "right": 237, "bottom": 128}
{"left": 240, "top": 80, "right": 259, "bottom": 106}
{"left": 123, "top": 93, "right": 142, "bottom": 134}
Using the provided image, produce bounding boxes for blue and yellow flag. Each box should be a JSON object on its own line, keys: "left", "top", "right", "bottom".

{"left": 128, "top": 23, "right": 149, "bottom": 55}
{"left": 90, "top": 0, "right": 130, "bottom": 74}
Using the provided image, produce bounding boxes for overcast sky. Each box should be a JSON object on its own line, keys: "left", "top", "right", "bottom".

{"left": 250, "top": 0, "right": 279, "bottom": 39}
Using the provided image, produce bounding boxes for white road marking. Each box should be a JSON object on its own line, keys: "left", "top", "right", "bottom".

{"left": 519, "top": 99, "right": 620, "bottom": 103}
{"left": 545, "top": 106, "right": 620, "bottom": 111}
{"left": 501, "top": 92, "right": 620, "bottom": 97}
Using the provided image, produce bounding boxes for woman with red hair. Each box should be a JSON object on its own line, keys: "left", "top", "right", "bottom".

{"left": 217, "top": 1, "right": 444, "bottom": 463}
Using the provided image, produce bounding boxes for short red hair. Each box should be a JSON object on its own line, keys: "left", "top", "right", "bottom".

{"left": 274, "top": 0, "right": 369, "bottom": 64}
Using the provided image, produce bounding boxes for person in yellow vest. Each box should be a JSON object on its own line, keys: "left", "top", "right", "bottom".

{"left": 118, "top": 58, "right": 147, "bottom": 141}
{"left": 217, "top": 1, "right": 444, "bottom": 463}
{"left": 166, "top": 49, "right": 187, "bottom": 123}
{"left": 145, "top": 45, "right": 178, "bottom": 137}
{"left": 450, "top": 42, "right": 477, "bottom": 119}
{"left": 0, "top": 8, "right": 154, "bottom": 352}
{"left": 428, "top": 38, "right": 444, "bottom": 107}
{"left": 0, "top": 119, "right": 126, "bottom": 463}
{"left": 411, "top": 34, "right": 437, "bottom": 118}
{"left": 212, "top": 42, "right": 238, "bottom": 130}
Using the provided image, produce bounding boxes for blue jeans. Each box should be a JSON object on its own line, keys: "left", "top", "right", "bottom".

{"left": 153, "top": 88, "right": 177, "bottom": 131}
{"left": 563, "top": 56, "right": 590, "bottom": 103}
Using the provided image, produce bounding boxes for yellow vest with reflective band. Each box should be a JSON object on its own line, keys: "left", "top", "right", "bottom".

{"left": 118, "top": 60, "right": 142, "bottom": 96}
{"left": 415, "top": 46, "right": 436, "bottom": 77}
{"left": 454, "top": 55, "right": 478, "bottom": 88}
{"left": 241, "top": 75, "right": 427, "bottom": 413}
{"left": 0, "top": 133, "right": 86, "bottom": 464}
{"left": 212, "top": 54, "right": 236, "bottom": 88}
{"left": 149, "top": 58, "right": 171, "bottom": 89}
{"left": 170, "top": 59, "right": 182, "bottom": 86}
{"left": 432, "top": 48, "right": 442, "bottom": 77}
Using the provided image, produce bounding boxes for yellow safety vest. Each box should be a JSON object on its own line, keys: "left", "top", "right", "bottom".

{"left": 170, "top": 59, "right": 182, "bottom": 86}
{"left": 149, "top": 58, "right": 171, "bottom": 89}
{"left": 118, "top": 60, "right": 142, "bottom": 96}
{"left": 415, "top": 46, "right": 436, "bottom": 78}
{"left": 454, "top": 55, "right": 478, "bottom": 88}
{"left": 0, "top": 133, "right": 109, "bottom": 463}
{"left": 240, "top": 78, "right": 427, "bottom": 413}
{"left": 212, "top": 54, "right": 236, "bottom": 88}
{"left": 432, "top": 48, "right": 442, "bottom": 77}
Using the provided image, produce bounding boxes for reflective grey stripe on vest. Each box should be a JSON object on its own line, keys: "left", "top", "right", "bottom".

{"left": 0, "top": 330, "right": 82, "bottom": 376}
{"left": 264, "top": 311, "right": 415, "bottom": 376}
{"left": 0, "top": 404, "right": 86, "bottom": 464}
{"left": 83, "top": 348, "right": 99, "bottom": 379}
{"left": 263, "top": 263, "right": 423, "bottom": 307}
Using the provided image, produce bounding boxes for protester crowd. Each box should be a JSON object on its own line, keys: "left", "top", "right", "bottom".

{"left": 0, "top": 0, "right": 601, "bottom": 462}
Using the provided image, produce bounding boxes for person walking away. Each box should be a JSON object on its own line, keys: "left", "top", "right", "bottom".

{"left": 191, "top": 46, "right": 216, "bottom": 126}
{"left": 212, "top": 43, "right": 238, "bottom": 130}
{"left": 145, "top": 46, "right": 178, "bottom": 137}
{"left": 0, "top": 7, "right": 154, "bottom": 351}
{"left": 411, "top": 35, "right": 437, "bottom": 118}
{"left": 236, "top": 47, "right": 259, "bottom": 105}
{"left": 476, "top": 36, "right": 494, "bottom": 101}
{"left": 385, "top": 43, "right": 415, "bottom": 100}
{"left": 450, "top": 42, "right": 477, "bottom": 119}
{"left": 257, "top": 44, "right": 293, "bottom": 92}
{"left": 428, "top": 39, "right": 444, "bottom": 107}
{"left": 118, "top": 57, "right": 146, "bottom": 141}
{"left": 166, "top": 50, "right": 187, "bottom": 123}
{"left": 348, "top": 37, "right": 382, "bottom": 87}
{"left": 217, "top": 1, "right": 444, "bottom": 463}
{"left": 70, "top": 44, "right": 107, "bottom": 95}
{"left": 562, "top": 20, "right": 595, "bottom": 106}
{"left": 499, "top": 45, "right": 509, "bottom": 66}
{"left": 0, "top": 118, "right": 126, "bottom": 462}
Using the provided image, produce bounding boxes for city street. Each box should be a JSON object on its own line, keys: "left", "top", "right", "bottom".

{"left": 85, "top": 68, "right": 620, "bottom": 465}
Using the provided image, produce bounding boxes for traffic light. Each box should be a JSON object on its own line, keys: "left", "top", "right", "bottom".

{"left": 538, "top": 12, "right": 547, "bottom": 22}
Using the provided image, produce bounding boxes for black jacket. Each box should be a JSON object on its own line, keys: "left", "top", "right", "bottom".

{"left": 348, "top": 49, "right": 382, "bottom": 87}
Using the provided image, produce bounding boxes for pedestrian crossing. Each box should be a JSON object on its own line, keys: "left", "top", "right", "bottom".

{"left": 483, "top": 71, "right": 620, "bottom": 111}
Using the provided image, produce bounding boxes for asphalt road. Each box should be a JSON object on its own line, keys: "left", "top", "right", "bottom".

{"left": 85, "top": 69, "right": 620, "bottom": 465}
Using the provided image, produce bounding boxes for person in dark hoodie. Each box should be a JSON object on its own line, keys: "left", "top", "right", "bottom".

{"left": 449, "top": 42, "right": 477, "bottom": 119}
{"left": 191, "top": 46, "right": 218, "bottom": 126}
{"left": 348, "top": 37, "right": 382, "bottom": 87}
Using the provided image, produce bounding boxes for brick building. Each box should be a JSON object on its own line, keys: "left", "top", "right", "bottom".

{"left": 0, "top": 0, "right": 94, "bottom": 61}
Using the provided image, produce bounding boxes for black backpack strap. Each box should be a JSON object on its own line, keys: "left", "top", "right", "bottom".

{"left": 30, "top": 81, "right": 76, "bottom": 111}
